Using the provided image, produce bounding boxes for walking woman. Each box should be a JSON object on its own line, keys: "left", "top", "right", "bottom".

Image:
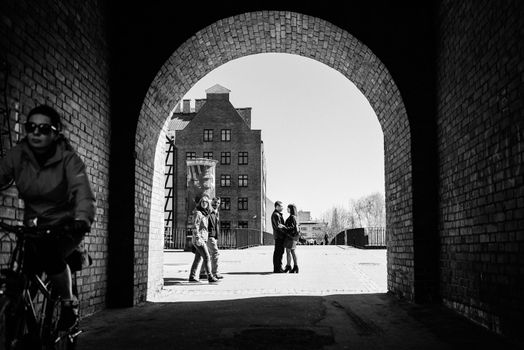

{"left": 0, "top": 105, "right": 96, "bottom": 328}
{"left": 281, "top": 203, "right": 300, "bottom": 273}
{"left": 189, "top": 196, "right": 219, "bottom": 283}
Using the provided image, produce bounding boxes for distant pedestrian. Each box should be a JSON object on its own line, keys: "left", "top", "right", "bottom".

{"left": 189, "top": 196, "right": 219, "bottom": 283}
{"left": 324, "top": 233, "right": 329, "bottom": 245}
{"left": 271, "top": 201, "right": 286, "bottom": 273}
{"left": 281, "top": 204, "right": 300, "bottom": 273}
{"left": 207, "top": 197, "right": 223, "bottom": 279}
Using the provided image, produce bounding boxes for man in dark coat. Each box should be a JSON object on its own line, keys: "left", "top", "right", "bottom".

{"left": 271, "top": 201, "right": 286, "bottom": 273}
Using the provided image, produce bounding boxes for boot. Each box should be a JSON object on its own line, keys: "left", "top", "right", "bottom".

{"left": 208, "top": 275, "right": 219, "bottom": 283}
{"left": 283, "top": 265, "right": 292, "bottom": 273}
{"left": 291, "top": 265, "right": 299, "bottom": 274}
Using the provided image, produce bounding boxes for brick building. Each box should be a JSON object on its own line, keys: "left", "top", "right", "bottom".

{"left": 298, "top": 211, "right": 329, "bottom": 243}
{"left": 172, "top": 85, "right": 267, "bottom": 233}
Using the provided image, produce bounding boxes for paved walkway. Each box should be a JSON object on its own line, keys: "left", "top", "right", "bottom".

{"left": 79, "top": 246, "right": 517, "bottom": 349}
{"left": 155, "top": 245, "right": 387, "bottom": 302}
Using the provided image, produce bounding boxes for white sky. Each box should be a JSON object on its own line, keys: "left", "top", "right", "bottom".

{"left": 182, "top": 53, "right": 384, "bottom": 219}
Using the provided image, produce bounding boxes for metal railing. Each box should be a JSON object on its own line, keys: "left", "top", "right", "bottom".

{"left": 164, "top": 227, "right": 272, "bottom": 250}
{"left": 164, "top": 227, "right": 187, "bottom": 249}
{"left": 364, "top": 227, "right": 386, "bottom": 247}
{"left": 332, "top": 227, "right": 386, "bottom": 248}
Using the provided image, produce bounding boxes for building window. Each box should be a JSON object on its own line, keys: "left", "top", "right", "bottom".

{"left": 221, "top": 152, "right": 231, "bottom": 165}
{"left": 238, "top": 221, "right": 248, "bottom": 229}
{"left": 220, "top": 197, "right": 231, "bottom": 210}
{"left": 238, "top": 174, "right": 248, "bottom": 187}
{"left": 221, "top": 129, "right": 231, "bottom": 142}
{"left": 186, "top": 152, "right": 196, "bottom": 160}
{"left": 220, "top": 175, "right": 231, "bottom": 187}
{"left": 238, "top": 197, "right": 248, "bottom": 210}
{"left": 203, "top": 129, "right": 213, "bottom": 142}
{"left": 238, "top": 152, "right": 248, "bottom": 165}
{"left": 221, "top": 221, "right": 231, "bottom": 231}
{"left": 203, "top": 152, "right": 213, "bottom": 160}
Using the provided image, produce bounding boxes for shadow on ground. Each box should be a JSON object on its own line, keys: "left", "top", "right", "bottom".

{"left": 79, "top": 293, "right": 519, "bottom": 350}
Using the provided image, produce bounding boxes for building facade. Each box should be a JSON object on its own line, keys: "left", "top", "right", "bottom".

{"left": 297, "top": 210, "right": 329, "bottom": 243}
{"left": 172, "top": 85, "right": 267, "bottom": 233}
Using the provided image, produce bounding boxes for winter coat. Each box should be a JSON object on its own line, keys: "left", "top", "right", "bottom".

{"left": 271, "top": 210, "right": 285, "bottom": 240}
{"left": 192, "top": 210, "right": 209, "bottom": 246}
{"left": 0, "top": 137, "right": 96, "bottom": 227}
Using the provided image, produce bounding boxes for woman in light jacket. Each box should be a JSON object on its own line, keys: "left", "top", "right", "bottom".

{"left": 189, "top": 196, "right": 219, "bottom": 283}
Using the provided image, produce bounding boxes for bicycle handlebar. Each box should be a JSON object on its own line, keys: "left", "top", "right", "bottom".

{"left": 0, "top": 221, "right": 75, "bottom": 237}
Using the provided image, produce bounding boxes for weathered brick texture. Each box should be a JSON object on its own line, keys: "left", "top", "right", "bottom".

{"left": 136, "top": 11, "right": 414, "bottom": 303}
{"left": 0, "top": 0, "right": 111, "bottom": 316}
{"left": 437, "top": 0, "right": 524, "bottom": 340}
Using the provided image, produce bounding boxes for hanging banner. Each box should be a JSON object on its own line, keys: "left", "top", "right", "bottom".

{"left": 186, "top": 158, "right": 218, "bottom": 228}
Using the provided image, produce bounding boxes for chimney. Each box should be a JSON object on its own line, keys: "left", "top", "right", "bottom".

{"left": 236, "top": 108, "right": 252, "bottom": 128}
{"left": 205, "top": 84, "right": 231, "bottom": 100}
{"left": 182, "top": 99, "right": 191, "bottom": 113}
{"left": 195, "top": 99, "right": 206, "bottom": 112}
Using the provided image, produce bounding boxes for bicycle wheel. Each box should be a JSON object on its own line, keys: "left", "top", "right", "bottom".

{"left": 41, "top": 296, "right": 77, "bottom": 350}
{"left": 1, "top": 273, "right": 42, "bottom": 350}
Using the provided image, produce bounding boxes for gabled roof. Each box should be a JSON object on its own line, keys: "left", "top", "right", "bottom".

{"left": 205, "top": 84, "right": 231, "bottom": 94}
{"left": 168, "top": 112, "right": 196, "bottom": 131}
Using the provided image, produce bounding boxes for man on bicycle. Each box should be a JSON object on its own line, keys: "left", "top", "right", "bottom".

{"left": 0, "top": 105, "right": 96, "bottom": 329}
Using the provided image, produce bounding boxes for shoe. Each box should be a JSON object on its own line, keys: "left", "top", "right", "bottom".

{"left": 58, "top": 299, "right": 79, "bottom": 330}
{"left": 208, "top": 276, "right": 219, "bottom": 283}
{"left": 188, "top": 277, "right": 199, "bottom": 282}
{"left": 214, "top": 274, "right": 224, "bottom": 279}
{"left": 273, "top": 268, "right": 285, "bottom": 273}
{"left": 283, "top": 265, "right": 292, "bottom": 273}
{"left": 291, "top": 266, "right": 299, "bottom": 274}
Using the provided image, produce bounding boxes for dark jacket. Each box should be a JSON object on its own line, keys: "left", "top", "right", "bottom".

{"left": 271, "top": 210, "right": 285, "bottom": 240}
{"left": 0, "top": 137, "right": 96, "bottom": 227}
{"left": 208, "top": 209, "right": 220, "bottom": 239}
{"left": 283, "top": 215, "right": 299, "bottom": 239}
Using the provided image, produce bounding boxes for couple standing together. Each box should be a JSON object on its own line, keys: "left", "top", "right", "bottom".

{"left": 188, "top": 195, "right": 223, "bottom": 283}
{"left": 272, "top": 201, "right": 300, "bottom": 273}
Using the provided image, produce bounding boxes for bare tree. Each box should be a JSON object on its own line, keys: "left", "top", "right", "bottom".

{"left": 353, "top": 192, "right": 385, "bottom": 227}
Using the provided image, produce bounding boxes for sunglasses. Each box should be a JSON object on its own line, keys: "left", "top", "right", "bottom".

{"left": 24, "top": 122, "right": 57, "bottom": 135}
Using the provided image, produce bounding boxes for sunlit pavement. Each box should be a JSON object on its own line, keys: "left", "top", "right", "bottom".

{"left": 79, "top": 246, "right": 515, "bottom": 349}
{"left": 155, "top": 245, "right": 387, "bottom": 302}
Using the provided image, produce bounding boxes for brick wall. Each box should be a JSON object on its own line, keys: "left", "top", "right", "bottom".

{"left": 437, "top": 0, "right": 524, "bottom": 339}
{"left": 135, "top": 11, "right": 415, "bottom": 303}
{"left": 0, "top": 0, "right": 111, "bottom": 315}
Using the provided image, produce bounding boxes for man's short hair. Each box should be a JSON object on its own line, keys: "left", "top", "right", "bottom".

{"left": 213, "top": 197, "right": 220, "bottom": 201}
{"left": 275, "top": 201, "right": 283, "bottom": 208}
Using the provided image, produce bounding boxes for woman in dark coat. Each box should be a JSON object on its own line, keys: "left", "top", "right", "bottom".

{"left": 282, "top": 203, "right": 300, "bottom": 273}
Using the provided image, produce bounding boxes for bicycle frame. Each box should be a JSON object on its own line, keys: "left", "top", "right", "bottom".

{"left": 1, "top": 223, "right": 80, "bottom": 349}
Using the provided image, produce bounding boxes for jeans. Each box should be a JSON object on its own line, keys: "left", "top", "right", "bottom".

{"left": 190, "top": 242, "right": 212, "bottom": 279}
{"left": 273, "top": 238, "right": 285, "bottom": 271}
{"left": 206, "top": 237, "right": 219, "bottom": 275}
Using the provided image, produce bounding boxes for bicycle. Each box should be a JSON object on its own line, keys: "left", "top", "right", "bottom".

{"left": 0, "top": 221, "right": 84, "bottom": 349}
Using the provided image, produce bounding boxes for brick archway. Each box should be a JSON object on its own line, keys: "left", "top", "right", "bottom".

{"left": 134, "top": 11, "right": 413, "bottom": 303}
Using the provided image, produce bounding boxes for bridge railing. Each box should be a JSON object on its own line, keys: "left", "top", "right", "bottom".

{"left": 164, "top": 227, "right": 272, "bottom": 250}
{"left": 332, "top": 227, "right": 386, "bottom": 249}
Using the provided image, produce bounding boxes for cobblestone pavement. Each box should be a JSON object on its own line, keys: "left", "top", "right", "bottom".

{"left": 154, "top": 245, "right": 387, "bottom": 302}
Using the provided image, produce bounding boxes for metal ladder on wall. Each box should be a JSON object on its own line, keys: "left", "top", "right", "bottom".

{"left": 164, "top": 136, "right": 176, "bottom": 248}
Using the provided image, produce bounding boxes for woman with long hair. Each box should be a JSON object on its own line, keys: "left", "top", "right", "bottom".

{"left": 188, "top": 195, "right": 219, "bottom": 283}
{"left": 282, "top": 203, "right": 300, "bottom": 273}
